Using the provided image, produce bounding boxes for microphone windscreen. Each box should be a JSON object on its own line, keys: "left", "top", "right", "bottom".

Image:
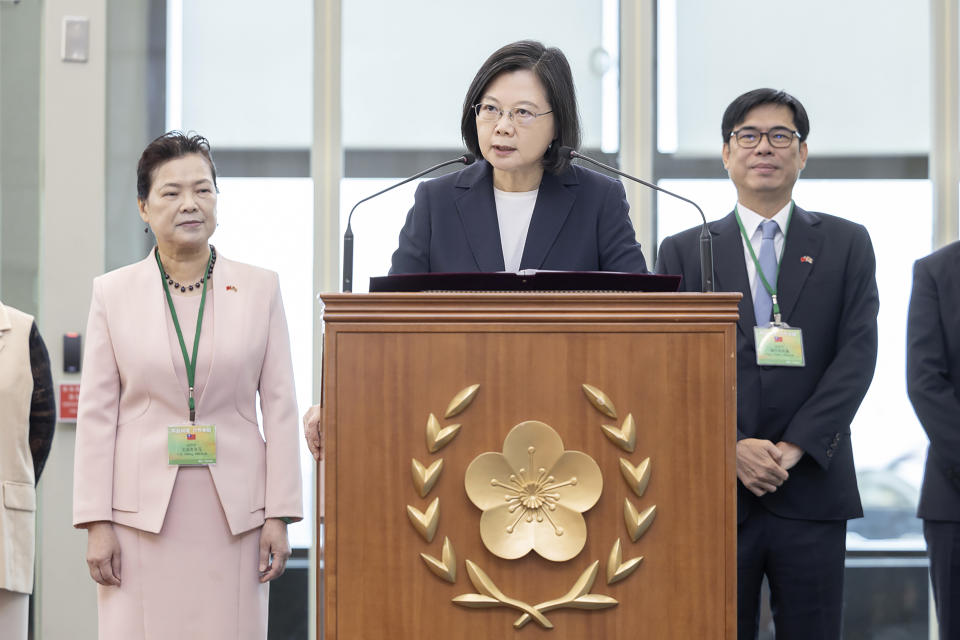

{"left": 558, "top": 145, "right": 577, "bottom": 159}
{"left": 462, "top": 153, "right": 477, "bottom": 165}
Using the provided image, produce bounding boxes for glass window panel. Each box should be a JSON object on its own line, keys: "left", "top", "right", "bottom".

{"left": 340, "top": 177, "right": 427, "bottom": 292}
{"left": 657, "top": 179, "right": 932, "bottom": 550}
{"left": 342, "top": 0, "right": 619, "bottom": 151}
{"left": 173, "top": 0, "right": 312, "bottom": 148}
{"left": 212, "top": 177, "right": 315, "bottom": 548}
{"left": 658, "top": 0, "right": 929, "bottom": 155}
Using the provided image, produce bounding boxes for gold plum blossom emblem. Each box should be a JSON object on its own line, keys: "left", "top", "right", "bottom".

{"left": 465, "top": 420, "right": 603, "bottom": 562}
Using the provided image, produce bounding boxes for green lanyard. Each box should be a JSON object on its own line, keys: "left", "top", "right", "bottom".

{"left": 155, "top": 247, "right": 213, "bottom": 423}
{"left": 734, "top": 203, "right": 793, "bottom": 323}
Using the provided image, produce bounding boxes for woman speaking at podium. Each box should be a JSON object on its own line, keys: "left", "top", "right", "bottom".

{"left": 389, "top": 40, "right": 649, "bottom": 275}
{"left": 304, "top": 41, "right": 651, "bottom": 462}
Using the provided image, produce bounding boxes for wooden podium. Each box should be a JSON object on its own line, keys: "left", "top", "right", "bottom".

{"left": 318, "top": 292, "right": 740, "bottom": 639}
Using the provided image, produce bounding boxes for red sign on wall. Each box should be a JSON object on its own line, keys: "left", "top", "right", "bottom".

{"left": 59, "top": 383, "right": 80, "bottom": 423}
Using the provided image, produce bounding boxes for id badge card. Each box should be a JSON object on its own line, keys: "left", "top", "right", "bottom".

{"left": 168, "top": 424, "right": 217, "bottom": 465}
{"left": 754, "top": 324, "right": 805, "bottom": 367}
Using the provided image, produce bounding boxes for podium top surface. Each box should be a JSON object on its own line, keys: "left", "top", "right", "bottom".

{"left": 318, "top": 291, "right": 742, "bottom": 324}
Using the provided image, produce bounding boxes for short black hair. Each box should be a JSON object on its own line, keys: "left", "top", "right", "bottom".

{"left": 137, "top": 131, "right": 218, "bottom": 201}
{"left": 721, "top": 89, "right": 810, "bottom": 143}
{"left": 460, "top": 40, "right": 581, "bottom": 174}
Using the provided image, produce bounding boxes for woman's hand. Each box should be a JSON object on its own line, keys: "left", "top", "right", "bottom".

{"left": 85, "top": 521, "right": 122, "bottom": 586}
{"left": 302, "top": 404, "right": 323, "bottom": 461}
{"left": 258, "top": 518, "right": 292, "bottom": 583}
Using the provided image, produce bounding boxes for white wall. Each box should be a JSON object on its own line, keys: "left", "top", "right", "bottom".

{"left": 36, "top": 1, "right": 106, "bottom": 638}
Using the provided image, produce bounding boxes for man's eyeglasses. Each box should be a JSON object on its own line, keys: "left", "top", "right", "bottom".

{"left": 730, "top": 127, "right": 802, "bottom": 149}
{"left": 473, "top": 103, "right": 553, "bottom": 126}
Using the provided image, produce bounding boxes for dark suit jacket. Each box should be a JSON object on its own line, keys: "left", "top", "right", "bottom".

{"left": 656, "top": 206, "right": 878, "bottom": 522}
{"left": 389, "top": 160, "right": 648, "bottom": 274}
{"left": 907, "top": 241, "right": 960, "bottom": 521}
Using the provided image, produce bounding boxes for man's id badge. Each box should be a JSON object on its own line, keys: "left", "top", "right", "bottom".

{"left": 168, "top": 424, "right": 217, "bottom": 465}
{"left": 754, "top": 324, "right": 805, "bottom": 367}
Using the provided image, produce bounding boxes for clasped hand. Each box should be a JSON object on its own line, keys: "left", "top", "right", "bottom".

{"left": 736, "top": 439, "right": 803, "bottom": 497}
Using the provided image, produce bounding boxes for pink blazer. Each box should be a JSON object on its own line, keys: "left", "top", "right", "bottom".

{"left": 72, "top": 252, "right": 303, "bottom": 535}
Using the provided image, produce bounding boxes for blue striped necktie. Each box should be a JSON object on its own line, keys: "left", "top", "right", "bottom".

{"left": 753, "top": 220, "right": 779, "bottom": 326}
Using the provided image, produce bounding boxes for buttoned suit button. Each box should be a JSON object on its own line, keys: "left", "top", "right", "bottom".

{"left": 826, "top": 449, "right": 834, "bottom": 458}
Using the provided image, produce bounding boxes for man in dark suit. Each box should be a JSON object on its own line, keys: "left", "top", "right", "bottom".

{"left": 656, "top": 88, "right": 879, "bottom": 640}
{"left": 907, "top": 241, "right": 960, "bottom": 639}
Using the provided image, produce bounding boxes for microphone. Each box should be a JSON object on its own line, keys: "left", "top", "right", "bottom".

{"left": 558, "top": 146, "right": 714, "bottom": 293}
{"left": 342, "top": 153, "right": 476, "bottom": 292}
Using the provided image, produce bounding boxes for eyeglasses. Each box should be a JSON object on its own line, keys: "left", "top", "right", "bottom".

{"left": 730, "top": 127, "right": 802, "bottom": 149}
{"left": 473, "top": 103, "right": 553, "bottom": 126}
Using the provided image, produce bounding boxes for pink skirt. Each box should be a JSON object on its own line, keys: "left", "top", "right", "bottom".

{"left": 97, "top": 467, "right": 267, "bottom": 640}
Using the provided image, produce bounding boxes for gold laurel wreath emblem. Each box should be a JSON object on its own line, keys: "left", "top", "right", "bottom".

{"left": 406, "top": 383, "right": 655, "bottom": 630}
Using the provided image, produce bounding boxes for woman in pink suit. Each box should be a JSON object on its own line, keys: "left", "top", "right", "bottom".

{"left": 73, "top": 132, "right": 302, "bottom": 639}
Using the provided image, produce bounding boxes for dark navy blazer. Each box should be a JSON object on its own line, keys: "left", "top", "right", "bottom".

{"left": 907, "top": 241, "right": 960, "bottom": 521}
{"left": 389, "top": 160, "right": 648, "bottom": 274}
{"left": 656, "top": 207, "right": 878, "bottom": 523}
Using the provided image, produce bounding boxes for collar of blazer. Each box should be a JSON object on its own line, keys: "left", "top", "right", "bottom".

{"left": 709, "top": 206, "right": 824, "bottom": 333}
{"left": 0, "top": 303, "right": 10, "bottom": 353}
{"left": 135, "top": 249, "right": 245, "bottom": 415}
{"left": 0, "top": 302, "right": 11, "bottom": 332}
{"left": 452, "top": 159, "right": 580, "bottom": 272}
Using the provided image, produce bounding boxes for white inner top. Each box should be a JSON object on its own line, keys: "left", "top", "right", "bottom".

{"left": 494, "top": 187, "right": 539, "bottom": 273}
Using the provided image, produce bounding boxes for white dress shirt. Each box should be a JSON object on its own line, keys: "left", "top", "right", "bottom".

{"left": 736, "top": 201, "right": 792, "bottom": 300}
